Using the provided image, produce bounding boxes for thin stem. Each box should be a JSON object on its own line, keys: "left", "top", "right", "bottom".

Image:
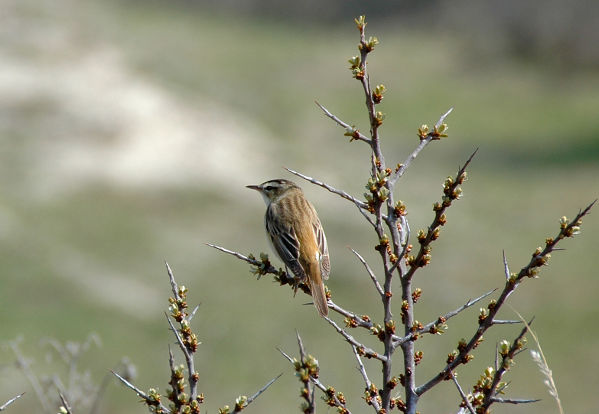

{"left": 315, "top": 101, "right": 371, "bottom": 144}
{"left": 389, "top": 107, "right": 454, "bottom": 185}
{"left": 323, "top": 316, "right": 388, "bottom": 362}
{"left": 0, "top": 393, "right": 25, "bottom": 412}
{"left": 352, "top": 346, "right": 381, "bottom": 413}
{"left": 284, "top": 168, "right": 370, "bottom": 212}
{"left": 112, "top": 371, "right": 171, "bottom": 413}
{"left": 449, "top": 370, "right": 475, "bottom": 414}
{"left": 349, "top": 247, "right": 384, "bottom": 297}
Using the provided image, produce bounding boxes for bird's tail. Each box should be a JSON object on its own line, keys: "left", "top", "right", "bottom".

{"left": 307, "top": 265, "right": 329, "bottom": 317}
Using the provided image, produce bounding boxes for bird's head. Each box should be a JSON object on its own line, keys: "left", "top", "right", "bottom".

{"left": 246, "top": 179, "right": 299, "bottom": 204}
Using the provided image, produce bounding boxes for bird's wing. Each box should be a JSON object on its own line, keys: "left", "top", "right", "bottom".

{"left": 313, "top": 219, "right": 330, "bottom": 280}
{"left": 265, "top": 206, "right": 306, "bottom": 279}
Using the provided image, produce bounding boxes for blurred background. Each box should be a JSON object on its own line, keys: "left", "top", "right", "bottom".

{"left": 1, "top": 0, "right": 598, "bottom": 413}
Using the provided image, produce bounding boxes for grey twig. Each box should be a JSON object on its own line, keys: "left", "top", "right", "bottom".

{"left": 0, "top": 393, "right": 24, "bottom": 411}
{"left": 58, "top": 393, "right": 73, "bottom": 414}
{"left": 112, "top": 371, "right": 171, "bottom": 413}
{"left": 502, "top": 250, "right": 511, "bottom": 280}
{"left": 449, "top": 371, "right": 475, "bottom": 414}
{"left": 390, "top": 107, "right": 454, "bottom": 185}
{"left": 394, "top": 289, "right": 496, "bottom": 348}
{"left": 492, "top": 319, "right": 522, "bottom": 325}
{"left": 315, "top": 101, "right": 372, "bottom": 144}
{"left": 189, "top": 304, "right": 201, "bottom": 322}
{"left": 351, "top": 346, "right": 381, "bottom": 413}
{"left": 246, "top": 373, "right": 283, "bottom": 406}
{"left": 232, "top": 373, "right": 283, "bottom": 413}
{"left": 284, "top": 167, "right": 371, "bottom": 212}
{"left": 349, "top": 247, "right": 384, "bottom": 297}
{"left": 490, "top": 397, "right": 541, "bottom": 404}
{"left": 323, "top": 316, "right": 387, "bottom": 362}
{"left": 165, "top": 261, "right": 181, "bottom": 301}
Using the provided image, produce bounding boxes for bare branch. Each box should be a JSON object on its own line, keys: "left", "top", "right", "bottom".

{"left": 492, "top": 320, "right": 522, "bottom": 325}
{"left": 323, "top": 316, "right": 387, "bottom": 362}
{"left": 206, "top": 244, "right": 288, "bottom": 280}
{"left": 490, "top": 397, "right": 541, "bottom": 404}
{"left": 449, "top": 371, "right": 475, "bottom": 414}
{"left": 389, "top": 107, "right": 454, "bottom": 185}
{"left": 284, "top": 168, "right": 370, "bottom": 212}
{"left": 394, "top": 289, "right": 496, "bottom": 348}
{"left": 296, "top": 330, "right": 307, "bottom": 362}
{"left": 502, "top": 250, "right": 511, "bottom": 280}
{"left": 189, "top": 304, "right": 201, "bottom": 322}
{"left": 315, "top": 101, "right": 372, "bottom": 144}
{"left": 352, "top": 346, "right": 381, "bottom": 413}
{"left": 349, "top": 247, "right": 384, "bottom": 297}
{"left": 165, "top": 260, "right": 181, "bottom": 301}
{"left": 207, "top": 244, "right": 269, "bottom": 269}
{"left": 232, "top": 373, "right": 283, "bottom": 413}
{"left": 0, "top": 393, "right": 24, "bottom": 412}
{"left": 58, "top": 393, "right": 73, "bottom": 414}
{"left": 112, "top": 370, "right": 171, "bottom": 413}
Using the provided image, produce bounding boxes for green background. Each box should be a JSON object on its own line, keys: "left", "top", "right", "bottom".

{"left": 1, "top": 1, "right": 598, "bottom": 413}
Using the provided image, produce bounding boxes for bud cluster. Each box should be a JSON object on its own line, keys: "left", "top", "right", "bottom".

{"left": 365, "top": 169, "right": 391, "bottom": 212}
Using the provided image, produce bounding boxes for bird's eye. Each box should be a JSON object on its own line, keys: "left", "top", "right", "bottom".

{"left": 264, "top": 185, "right": 274, "bottom": 191}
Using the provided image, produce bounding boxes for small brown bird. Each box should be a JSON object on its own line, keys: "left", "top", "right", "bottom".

{"left": 247, "top": 179, "right": 330, "bottom": 317}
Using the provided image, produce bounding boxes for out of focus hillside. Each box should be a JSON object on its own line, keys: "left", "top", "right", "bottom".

{"left": 0, "top": 0, "right": 597, "bottom": 413}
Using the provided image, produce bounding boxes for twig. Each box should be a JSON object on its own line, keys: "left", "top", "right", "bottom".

{"left": 232, "top": 373, "right": 283, "bottom": 413}
{"left": 189, "top": 304, "right": 201, "bottom": 322}
{"left": 246, "top": 373, "right": 283, "bottom": 406}
{"left": 490, "top": 397, "right": 541, "bottom": 404}
{"left": 284, "top": 168, "right": 371, "bottom": 212}
{"left": 206, "top": 244, "right": 286, "bottom": 279}
{"left": 315, "top": 101, "right": 372, "bottom": 144}
{"left": 165, "top": 261, "right": 181, "bottom": 301}
{"left": 349, "top": 247, "right": 384, "bottom": 297}
{"left": 394, "top": 289, "right": 496, "bottom": 348}
{"left": 58, "top": 393, "right": 73, "bottom": 414}
{"left": 112, "top": 371, "right": 171, "bottom": 413}
{"left": 502, "top": 250, "right": 511, "bottom": 280}
{"left": 0, "top": 393, "right": 24, "bottom": 411}
{"left": 389, "top": 107, "right": 454, "bottom": 185}
{"left": 351, "top": 346, "right": 381, "bottom": 413}
{"left": 277, "top": 347, "right": 352, "bottom": 414}
{"left": 323, "top": 316, "right": 387, "bottom": 362}
{"left": 449, "top": 371, "right": 475, "bottom": 414}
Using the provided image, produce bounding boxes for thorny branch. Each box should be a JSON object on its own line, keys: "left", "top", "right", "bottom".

{"left": 416, "top": 200, "right": 596, "bottom": 398}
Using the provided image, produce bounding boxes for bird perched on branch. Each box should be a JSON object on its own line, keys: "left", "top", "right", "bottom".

{"left": 247, "top": 179, "right": 330, "bottom": 317}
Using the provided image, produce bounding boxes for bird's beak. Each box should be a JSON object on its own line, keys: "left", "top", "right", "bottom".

{"left": 246, "top": 184, "right": 261, "bottom": 191}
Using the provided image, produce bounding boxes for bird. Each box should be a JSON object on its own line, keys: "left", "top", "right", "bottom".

{"left": 247, "top": 179, "right": 330, "bottom": 317}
